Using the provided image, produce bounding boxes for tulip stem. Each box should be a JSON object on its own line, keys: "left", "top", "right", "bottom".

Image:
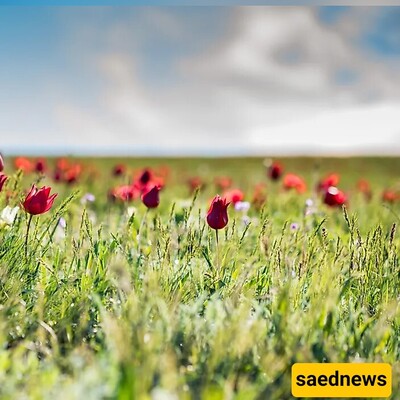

{"left": 25, "top": 214, "right": 33, "bottom": 260}
{"left": 137, "top": 208, "right": 149, "bottom": 254}
{"left": 215, "top": 229, "right": 220, "bottom": 279}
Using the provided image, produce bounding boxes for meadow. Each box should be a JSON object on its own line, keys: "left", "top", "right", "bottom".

{"left": 0, "top": 156, "right": 399, "bottom": 399}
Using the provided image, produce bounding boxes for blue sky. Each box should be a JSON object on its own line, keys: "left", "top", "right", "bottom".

{"left": 1, "top": 6, "right": 400, "bottom": 155}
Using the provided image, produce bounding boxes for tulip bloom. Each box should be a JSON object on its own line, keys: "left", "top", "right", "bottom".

{"left": 214, "top": 177, "right": 232, "bottom": 191}
{"left": 23, "top": 185, "right": 58, "bottom": 215}
{"left": 141, "top": 185, "right": 161, "bottom": 209}
{"left": 0, "top": 174, "right": 7, "bottom": 192}
{"left": 251, "top": 183, "right": 267, "bottom": 210}
{"left": 357, "top": 179, "right": 370, "bottom": 193}
{"left": 382, "top": 190, "right": 398, "bottom": 203}
{"left": 357, "top": 179, "right": 372, "bottom": 201}
{"left": 133, "top": 168, "right": 165, "bottom": 194}
{"left": 35, "top": 158, "right": 47, "bottom": 173}
{"left": 64, "top": 164, "right": 82, "bottom": 184}
{"left": 112, "top": 185, "right": 139, "bottom": 202}
{"left": 53, "top": 169, "right": 63, "bottom": 182}
{"left": 318, "top": 173, "right": 340, "bottom": 192}
{"left": 323, "top": 186, "right": 346, "bottom": 207}
{"left": 0, "top": 154, "right": 4, "bottom": 172}
{"left": 268, "top": 161, "right": 283, "bottom": 181}
{"left": 14, "top": 157, "right": 33, "bottom": 173}
{"left": 223, "top": 189, "right": 244, "bottom": 205}
{"left": 283, "top": 173, "right": 307, "bottom": 194}
{"left": 187, "top": 176, "right": 204, "bottom": 193}
{"left": 137, "top": 168, "right": 153, "bottom": 186}
{"left": 206, "top": 195, "right": 230, "bottom": 230}
{"left": 56, "top": 157, "right": 69, "bottom": 171}
{"left": 113, "top": 164, "right": 126, "bottom": 176}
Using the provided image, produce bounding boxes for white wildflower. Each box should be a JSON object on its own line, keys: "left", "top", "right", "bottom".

{"left": 80, "top": 193, "right": 95, "bottom": 205}
{"left": 0, "top": 206, "right": 19, "bottom": 226}
{"left": 234, "top": 201, "right": 250, "bottom": 212}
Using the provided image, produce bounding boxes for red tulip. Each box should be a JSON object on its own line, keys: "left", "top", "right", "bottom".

{"left": 0, "top": 154, "right": 4, "bottom": 172}
{"left": 53, "top": 169, "right": 63, "bottom": 182}
{"left": 56, "top": 157, "right": 69, "bottom": 171}
{"left": 0, "top": 174, "right": 7, "bottom": 192}
{"left": 357, "top": 179, "right": 370, "bottom": 193}
{"left": 141, "top": 185, "right": 161, "bottom": 208}
{"left": 283, "top": 173, "right": 307, "bottom": 194}
{"left": 64, "top": 164, "right": 82, "bottom": 184}
{"left": 23, "top": 185, "right": 58, "bottom": 215}
{"left": 35, "top": 158, "right": 47, "bottom": 173}
{"left": 382, "top": 190, "right": 398, "bottom": 203}
{"left": 111, "top": 185, "right": 139, "bottom": 202}
{"left": 14, "top": 157, "right": 33, "bottom": 173}
{"left": 357, "top": 179, "right": 372, "bottom": 201}
{"left": 252, "top": 183, "right": 267, "bottom": 210}
{"left": 318, "top": 173, "right": 340, "bottom": 192}
{"left": 134, "top": 168, "right": 165, "bottom": 195}
{"left": 138, "top": 168, "right": 153, "bottom": 185}
{"left": 323, "top": 186, "right": 346, "bottom": 207}
{"left": 223, "top": 189, "right": 244, "bottom": 205}
{"left": 187, "top": 176, "right": 204, "bottom": 193}
{"left": 268, "top": 161, "right": 283, "bottom": 181}
{"left": 214, "top": 177, "right": 232, "bottom": 191}
{"left": 113, "top": 164, "right": 126, "bottom": 176}
{"left": 206, "top": 195, "right": 230, "bottom": 230}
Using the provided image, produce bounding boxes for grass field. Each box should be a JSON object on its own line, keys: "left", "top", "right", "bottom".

{"left": 0, "top": 156, "right": 399, "bottom": 399}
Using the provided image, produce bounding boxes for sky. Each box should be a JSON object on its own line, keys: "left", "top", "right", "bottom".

{"left": 1, "top": 6, "right": 400, "bottom": 156}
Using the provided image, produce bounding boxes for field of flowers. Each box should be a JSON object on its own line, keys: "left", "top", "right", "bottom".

{"left": 0, "top": 155, "right": 399, "bottom": 399}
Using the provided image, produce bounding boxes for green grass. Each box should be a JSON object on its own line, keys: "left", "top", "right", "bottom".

{"left": 0, "top": 157, "right": 399, "bottom": 399}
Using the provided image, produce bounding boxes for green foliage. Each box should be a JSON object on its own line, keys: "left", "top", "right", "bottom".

{"left": 0, "top": 157, "right": 399, "bottom": 399}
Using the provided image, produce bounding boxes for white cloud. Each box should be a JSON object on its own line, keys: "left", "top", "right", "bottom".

{"left": 249, "top": 102, "right": 400, "bottom": 155}
{"left": 5, "top": 7, "right": 400, "bottom": 155}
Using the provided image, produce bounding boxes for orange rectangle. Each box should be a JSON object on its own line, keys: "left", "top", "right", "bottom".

{"left": 291, "top": 363, "right": 392, "bottom": 398}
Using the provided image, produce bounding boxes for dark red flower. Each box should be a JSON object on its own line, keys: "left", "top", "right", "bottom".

{"left": 323, "top": 186, "right": 346, "bottom": 207}
{"left": 133, "top": 168, "right": 165, "bottom": 193}
{"left": 133, "top": 168, "right": 165, "bottom": 195}
{"left": 223, "top": 189, "right": 244, "bottom": 205}
{"left": 53, "top": 169, "right": 63, "bottom": 182}
{"left": 138, "top": 169, "right": 153, "bottom": 185}
{"left": 0, "top": 174, "right": 7, "bottom": 192}
{"left": 23, "top": 185, "right": 58, "bottom": 215}
{"left": 35, "top": 158, "right": 47, "bottom": 173}
{"left": 318, "top": 173, "right": 340, "bottom": 192}
{"left": 283, "top": 173, "right": 307, "bottom": 194}
{"left": 206, "top": 195, "right": 230, "bottom": 230}
{"left": 141, "top": 185, "right": 161, "bottom": 208}
{"left": 268, "top": 161, "right": 283, "bottom": 181}
{"left": 0, "top": 154, "right": 4, "bottom": 172}
{"left": 113, "top": 164, "right": 126, "bottom": 176}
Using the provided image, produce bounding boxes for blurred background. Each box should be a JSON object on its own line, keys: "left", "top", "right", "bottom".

{"left": 1, "top": 6, "right": 400, "bottom": 156}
